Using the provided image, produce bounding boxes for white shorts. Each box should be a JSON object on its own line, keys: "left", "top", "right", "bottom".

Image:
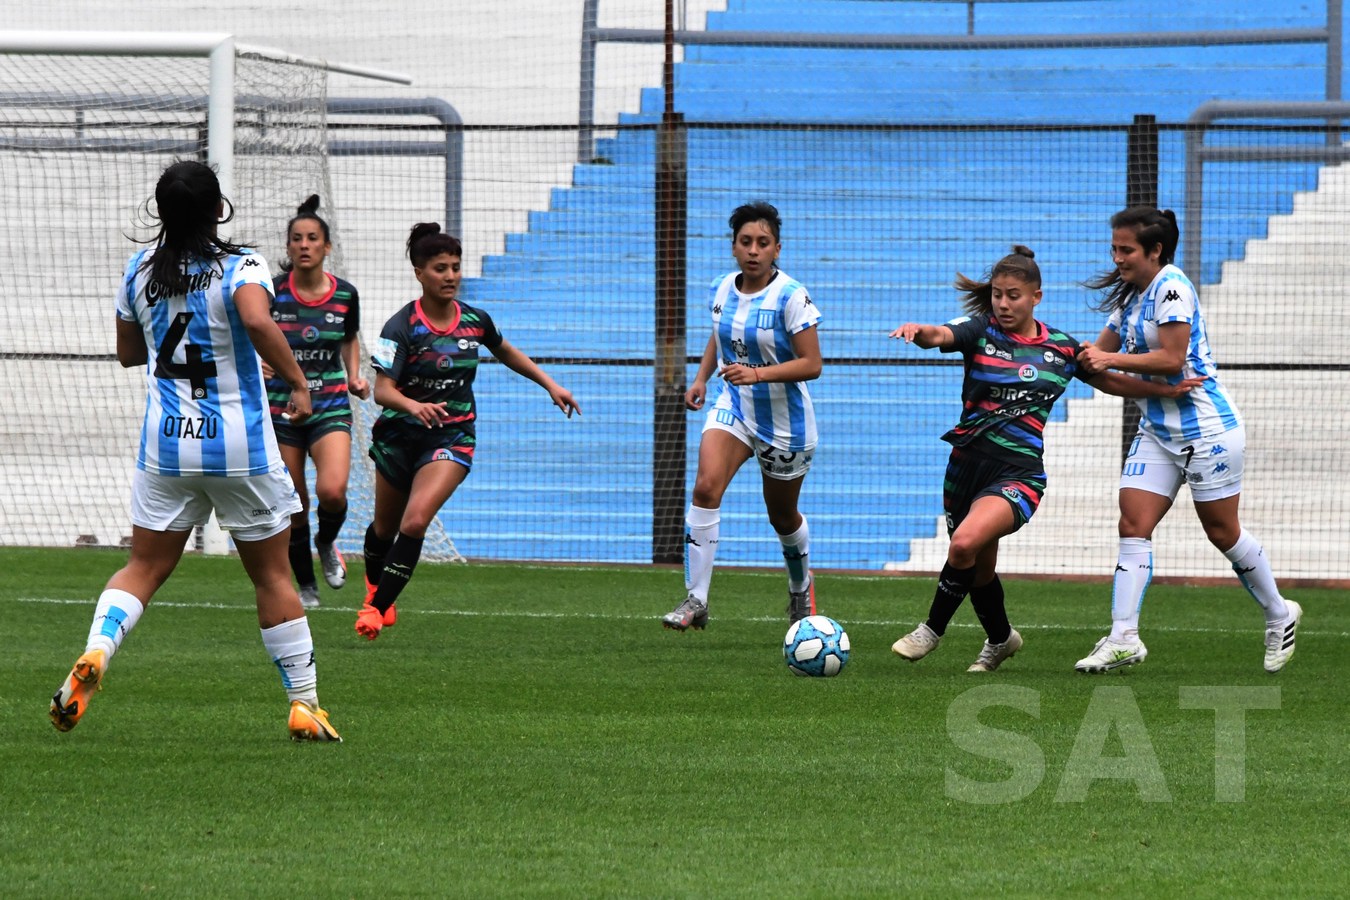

{"left": 131, "top": 466, "right": 303, "bottom": 542}
{"left": 703, "top": 406, "right": 815, "bottom": 481}
{"left": 1120, "top": 426, "right": 1245, "bottom": 502}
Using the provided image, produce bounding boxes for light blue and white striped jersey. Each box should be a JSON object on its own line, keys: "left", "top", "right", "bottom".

{"left": 117, "top": 248, "right": 283, "bottom": 476}
{"left": 1106, "top": 263, "right": 1241, "bottom": 443}
{"left": 709, "top": 268, "right": 821, "bottom": 451}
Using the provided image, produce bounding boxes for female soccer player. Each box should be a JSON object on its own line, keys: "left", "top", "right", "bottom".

{"left": 354, "top": 223, "right": 579, "bottom": 640}
{"left": 661, "top": 201, "right": 823, "bottom": 632}
{"left": 50, "top": 160, "right": 341, "bottom": 741}
{"left": 888, "top": 246, "right": 1202, "bottom": 672}
{"left": 1074, "top": 206, "right": 1302, "bottom": 674}
{"left": 266, "top": 195, "right": 370, "bottom": 610}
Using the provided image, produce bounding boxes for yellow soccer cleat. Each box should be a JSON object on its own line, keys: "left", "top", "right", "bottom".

{"left": 50, "top": 649, "right": 108, "bottom": 733}
{"left": 288, "top": 700, "right": 342, "bottom": 742}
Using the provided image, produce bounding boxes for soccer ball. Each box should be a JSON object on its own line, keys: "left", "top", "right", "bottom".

{"left": 784, "top": 615, "right": 850, "bottom": 677}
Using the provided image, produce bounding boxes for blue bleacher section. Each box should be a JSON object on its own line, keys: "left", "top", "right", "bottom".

{"left": 447, "top": 0, "right": 1332, "bottom": 569}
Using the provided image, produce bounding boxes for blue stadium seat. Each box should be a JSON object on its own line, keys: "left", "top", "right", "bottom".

{"left": 454, "top": 0, "right": 1329, "bottom": 567}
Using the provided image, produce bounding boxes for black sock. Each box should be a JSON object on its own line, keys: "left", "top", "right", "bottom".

{"left": 363, "top": 523, "right": 394, "bottom": 588}
{"left": 969, "top": 574, "right": 1011, "bottom": 644}
{"left": 924, "top": 561, "right": 977, "bottom": 636}
{"left": 288, "top": 518, "right": 316, "bottom": 587}
{"left": 316, "top": 503, "right": 347, "bottom": 546}
{"left": 372, "top": 531, "right": 424, "bottom": 614}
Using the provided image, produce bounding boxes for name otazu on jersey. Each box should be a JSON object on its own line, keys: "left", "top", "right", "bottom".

{"left": 162, "top": 414, "right": 219, "bottom": 440}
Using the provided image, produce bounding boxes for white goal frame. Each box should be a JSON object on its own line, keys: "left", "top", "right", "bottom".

{"left": 0, "top": 31, "right": 410, "bottom": 554}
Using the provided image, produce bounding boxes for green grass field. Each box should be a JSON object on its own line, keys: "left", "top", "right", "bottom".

{"left": 1, "top": 547, "right": 1345, "bottom": 897}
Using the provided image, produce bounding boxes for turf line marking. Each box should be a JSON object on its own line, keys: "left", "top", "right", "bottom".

{"left": 13, "top": 596, "right": 1348, "bottom": 637}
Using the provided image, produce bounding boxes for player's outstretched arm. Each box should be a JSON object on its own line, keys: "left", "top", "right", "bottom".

{"left": 491, "top": 339, "right": 580, "bottom": 418}
{"left": 372, "top": 372, "right": 453, "bottom": 428}
{"left": 888, "top": 322, "right": 954, "bottom": 350}
{"left": 1078, "top": 323, "right": 1187, "bottom": 377}
{"left": 1087, "top": 371, "right": 1207, "bottom": 399}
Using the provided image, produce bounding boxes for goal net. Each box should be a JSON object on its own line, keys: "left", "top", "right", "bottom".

{"left": 0, "top": 41, "right": 462, "bottom": 562}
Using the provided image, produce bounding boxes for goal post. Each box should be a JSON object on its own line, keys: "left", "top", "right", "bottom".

{"left": 0, "top": 31, "right": 463, "bottom": 563}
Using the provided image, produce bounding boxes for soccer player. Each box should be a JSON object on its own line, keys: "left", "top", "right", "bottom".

{"left": 50, "top": 160, "right": 341, "bottom": 741}
{"left": 265, "top": 195, "right": 370, "bottom": 610}
{"left": 1073, "top": 206, "right": 1303, "bottom": 674}
{"left": 888, "top": 246, "right": 1203, "bottom": 672}
{"left": 353, "top": 223, "right": 579, "bottom": 640}
{"left": 661, "top": 201, "right": 823, "bottom": 632}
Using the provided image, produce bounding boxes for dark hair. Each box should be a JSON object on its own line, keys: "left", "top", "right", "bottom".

{"left": 954, "top": 245, "right": 1041, "bottom": 317}
{"left": 728, "top": 201, "right": 782, "bottom": 243}
{"left": 406, "top": 222, "right": 463, "bottom": 268}
{"left": 136, "top": 160, "right": 249, "bottom": 295}
{"left": 279, "top": 194, "right": 331, "bottom": 273}
{"left": 1085, "top": 206, "right": 1180, "bottom": 312}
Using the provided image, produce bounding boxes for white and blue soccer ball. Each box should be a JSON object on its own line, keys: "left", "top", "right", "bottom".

{"left": 784, "top": 615, "right": 850, "bottom": 677}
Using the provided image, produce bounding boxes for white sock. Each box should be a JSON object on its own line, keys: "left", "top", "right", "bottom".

{"left": 260, "top": 617, "right": 319, "bottom": 706}
{"left": 1223, "top": 529, "right": 1289, "bottom": 623}
{"left": 778, "top": 515, "right": 810, "bottom": 593}
{"left": 85, "top": 588, "right": 145, "bottom": 661}
{"left": 684, "top": 504, "right": 720, "bottom": 604}
{"left": 1109, "top": 538, "right": 1152, "bottom": 642}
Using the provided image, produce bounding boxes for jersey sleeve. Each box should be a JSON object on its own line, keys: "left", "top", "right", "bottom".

{"left": 229, "top": 252, "right": 274, "bottom": 296}
{"left": 781, "top": 285, "right": 820, "bottom": 335}
{"left": 372, "top": 313, "right": 408, "bottom": 381}
{"left": 1154, "top": 277, "right": 1197, "bottom": 326}
{"left": 942, "top": 315, "right": 985, "bottom": 354}
{"left": 1104, "top": 307, "right": 1125, "bottom": 335}
{"left": 478, "top": 308, "right": 504, "bottom": 351}
{"left": 116, "top": 251, "right": 145, "bottom": 322}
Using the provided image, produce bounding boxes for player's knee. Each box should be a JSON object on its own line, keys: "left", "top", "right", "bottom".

{"left": 691, "top": 482, "right": 725, "bottom": 509}
{"left": 397, "top": 517, "right": 431, "bottom": 539}
{"left": 314, "top": 484, "right": 346, "bottom": 510}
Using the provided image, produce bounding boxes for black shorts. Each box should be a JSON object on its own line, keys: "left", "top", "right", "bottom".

{"left": 272, "top": 412, "right": 352, "bottom": 451}
{"left": 942, "top": 446, "right": 1046, "bottom": 536}
{"left": 369, "top": 424, "right": 475, "bottom": 493}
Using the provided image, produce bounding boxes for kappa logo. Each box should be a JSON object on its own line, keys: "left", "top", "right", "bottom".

{"left": 242, "top": 257, "right": 260, "bottom": 268}
{"left": 712, "top": 303, "right": 723, "bottom": 315}
{"left": 1213, "top": 462, "right": 1230, "bottom": 475}
{"left": 1164, "top": 289, "right": 1179, "bottom": 303}
{"left": 1210, "top": 445, "right": 1227, "bottom": 456}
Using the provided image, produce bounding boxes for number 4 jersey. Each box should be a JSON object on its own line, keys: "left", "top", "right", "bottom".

{"left": 117, "top": 248, "right": 284, "bottom": 477}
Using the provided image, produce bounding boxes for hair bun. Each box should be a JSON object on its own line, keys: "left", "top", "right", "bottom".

{"left": 1010, "top": 244, "right": 1035, "bottom": 259}
{"left": 1161, "top": 209, "right": 1177, "bottom": 224}
{"left": 297, "top": 194, "right": 321, "bottom": 215}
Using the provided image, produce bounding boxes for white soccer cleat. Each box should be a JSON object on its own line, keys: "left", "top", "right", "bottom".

{"left": 1263, "top": 600, "right": 1302, "bottom": 673}
{"left": 298, "top": 583, "right": 321, "bottom": 609}
{"left": 891, "top": 623, "right": 941, "bottom": 661}
{"left": 1075, "top": 635, "right": 1148, "bottom": 673}
{"left": 968, "top": 628, "right": 1023, "bottom": 673}
{"left": 316, "top": 541, "right": 346, "bottom": 589}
